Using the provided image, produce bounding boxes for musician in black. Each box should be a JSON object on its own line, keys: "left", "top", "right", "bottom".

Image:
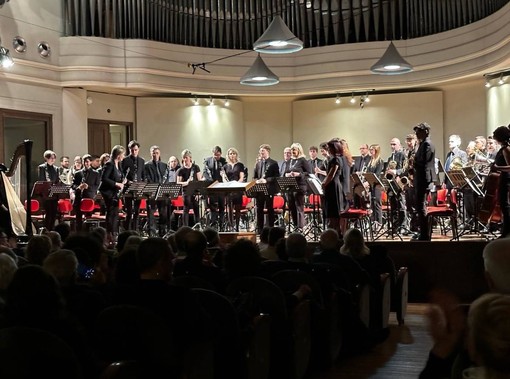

{"left": 308, "top": 146, "right": 323, "bottom": 172}
{"left": 121, "top": 140, "right": 146, "bottom": 231}
{"left": 492, "top": 125, "right": 510, "bottom": 237}
{"left": 284, "top": 142, "right": 313, "bottom": 229}
{"left": 203, "top": 146, "right": 227, "bottom": 230}
{"left": 38, "top": 150, "right": 60, "bottom": 231}
{"left": 412, "top": 122, "right": 437, "bottom": 241}
{"left": 72, "top": 154, "right": 101, "bottom": 232}
{"left": 352, "top": 143, "right": 371, "bottom": 173}
{"left": 253, "top": 144, "right": 280, "bottom": 234}
{"left": 224, "top": 147, "right": 246, "bottom": 231}
{"left": 144, "top": 145, "right": 168, "bottom": 236}
{"left": 163, "top": 156, "right": 180, "bottom": 231}
{"left": 177, "top": 149, "right": 203, "bottom": 227}
{"left": 98, "top": 145, "right": 126, "bottom": 244}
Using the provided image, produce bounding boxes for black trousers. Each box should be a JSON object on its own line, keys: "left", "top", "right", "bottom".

{"left": 256, "top": 194, "right": 274, "bottom": 232}
{"left": 103, "top": 195, "right": 119, "bottom": 234}
{"left": 43, "top": 198, "right": 58, "bottom": 231}
{"left": 124, "top": 197, "right": 141, "bottom": 231}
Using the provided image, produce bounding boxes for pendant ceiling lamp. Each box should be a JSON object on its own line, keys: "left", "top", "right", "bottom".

{"left": 370, "top": 42, "right": 413, "bottom": 75}
{"left": 240, "top": 54, "right": 279, "bottom": 86}
{"left": 253, "top": 16, "right": 303, "bottom": 54}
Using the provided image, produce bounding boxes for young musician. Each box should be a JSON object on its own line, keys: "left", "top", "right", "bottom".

{"left": 253, "top": 144, "right": 280, "bottom": 234}
{"left": 224, "top": 147, "right": 246, "bottom": 231}
{"left": 412, "top": 122, "right": 437, "bottom": 241}
{"left": 38, "top": 150, "right": 60, "bottom": 231}
{"left": 144, "top": 145, "right": 168, "bottom": 236}
{"left": 72, "top": 154, "right": 101, "bottom": 232}
{"left": 492, "top": 125, "right": 510, "bottom": 237}
{"left": 121, "top": 140, "right": 146, "bottom": 231}
{"left": 176, "top": 149, "right": 203, "bottom": 227}
{"left": 366, "top": 144, "right": 385, "bottom": 227}
{"left": 98, "top": 145, "right": 126, "bottom": 245}
{"left": 284, "top": 142, "right": 313, "bottom": 229}
{"left": 322, "top": 139, "right": 344, "bottom": 235}
{"left": 203, "top": 146, "right": 227, "bottom": 230}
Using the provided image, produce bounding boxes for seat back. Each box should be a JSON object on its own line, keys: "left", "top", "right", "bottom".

{"left": 24, "top": 199, "right": 40, "bottom": 212}
{"left": 58, "top": 199, "right": 72, "bottom": 213}
{"left": 172, "top": 195, "right": 184, "bottom": 208}
{"left": 380, "top": 273, "right": 392, "bottom": 329}
{"left": 80, "top": 198, "right": 96, "bottom": 213}
{"left": 391, "top": 267, "right": 409, "bottom": 325}
{"left": 436, "top": 188, "right": 448, "bottom": 206}
{"left": 273, "top": 195, "right": 285, "bottom": 209}
{"left": 271, "top": 269, "right": 324, "bottom": 308}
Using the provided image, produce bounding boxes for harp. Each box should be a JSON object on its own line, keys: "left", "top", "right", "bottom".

{"left": 0, "top": 139, "right": 34, "bottom": 237}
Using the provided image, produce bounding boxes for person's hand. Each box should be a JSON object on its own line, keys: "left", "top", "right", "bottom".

{"left": 425, "top": 289, "right": 467, "bottom": 358}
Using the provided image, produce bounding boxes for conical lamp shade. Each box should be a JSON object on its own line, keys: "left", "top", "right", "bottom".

{"left": 240, "top": 54, "right": 279, "bottom": 86}
{"left": 253, "top": 16, "right": 303, "bottom": 54}
{"left": 370, "top": 42, "right": 413, "bottom": 75}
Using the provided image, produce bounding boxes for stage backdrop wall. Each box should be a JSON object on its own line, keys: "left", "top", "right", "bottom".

{"left": 292, "top": 91, "right": 444, "bottom": 160}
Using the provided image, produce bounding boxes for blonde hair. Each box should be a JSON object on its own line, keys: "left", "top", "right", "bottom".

{"left": 368, "top": 144, "right": 383, "bottom": 168}
{"left": 290, "top": 143, "right": 306, "bottom": 159}
{"left": 227, "top": 147, "right": 240, "bottom": 164}
{"left": 340, "top": 228, "right": 369, "bottom": 258}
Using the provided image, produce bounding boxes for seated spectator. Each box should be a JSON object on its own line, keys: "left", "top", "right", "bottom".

{"left": 173, "top": 226, "right": 193, "bottom": 257}
{"left": 0, "top": 246, "right": 18, "bottom": 264}
{"left": 53, "top": 222, "right": 71, "bottom": 243}
{"left": 483, "top": 238, "right": 510, "bottom": 293}
{"left": 0, "top": 253, "right": 17, "bottom": 300}
{"left": 44, "top": 231, "right": 63, "bottom": 252}
{"left": 258, "top": 226, "right": 271, "bottom": 251}
{"left": 260, "top": 227, "right": 285, "bottom": 261}
{"left": 224, "top": 239, "right": 263, "bottom": 283}
{"left": 24, "top": 234, "right": 52, "bottom": 266}
{"left": 285, "top": 232, "right": 310, "bottom": 269}
{"left": 203, "top": 227, "right": 225, "bottom": 268}
{"left": 121, "top": 235, "right": 144, "bottom": 254}
{"left": 173, "top": 230, "right": 226, "bottom": 292}
{"left": 341, "top": 228, "right": 380, "bottom": 287}
{"left": 115, "top": 230, "right": 140, "bottom": 255}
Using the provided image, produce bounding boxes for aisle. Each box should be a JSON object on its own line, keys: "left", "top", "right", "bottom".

{"left": 310, "top": 304, "right": 433, "bottom": 379}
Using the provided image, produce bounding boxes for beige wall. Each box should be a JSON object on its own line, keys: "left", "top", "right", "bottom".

{"left": 487, "top": 82, "right": 510, "bottom": 132}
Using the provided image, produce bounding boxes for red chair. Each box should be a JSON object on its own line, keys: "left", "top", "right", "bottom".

{"left": 79, "top": 198, "right": 104, "bottom": 228}
{"left": 340, "top": 208, "right": 373, "bottom": 240}
{"left": 58, "top": 199, "right": 75, "bottom": 223}
{"left": 24, "top": 199, "right": 40, "bottom": 212}
{"left": 427, "top": 189, "right": 458, "bottom": 240}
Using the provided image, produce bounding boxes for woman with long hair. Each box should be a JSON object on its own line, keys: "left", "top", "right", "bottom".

{"left": 284, "top": 142, "right": 313, "bottom": 229}
{"left": 176, "top": 149, "right": 203, "bottom": 227}
{"left": 367, "top": 144, "right": 385, "bottom": 227}
{"left": 98, "top": 145, "right": 126, "bottom": 245}
{"left": 322, "top": 139, "right": 345, "bottom": 234}
{"left": 224, "top": 147, "right": 246, "bottom": 231}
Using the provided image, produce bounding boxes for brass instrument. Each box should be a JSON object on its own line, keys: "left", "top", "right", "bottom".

{"left": 395, "top": 176, "right": 410, "bottom": 191}
{"left": 449, "top": 156, "right": 464, "bottom": 171}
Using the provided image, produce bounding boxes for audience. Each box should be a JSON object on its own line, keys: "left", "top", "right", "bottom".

{"left": 24, "top": 234, "right": 52, "bottom": 266}
{"left": 260, "top": 226, "right": 285, "bottom": 260}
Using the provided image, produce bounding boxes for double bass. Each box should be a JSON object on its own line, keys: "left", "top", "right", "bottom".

{"left": 0, "top": 140, "right": 34, "bottom": 238}
{"left": 478, "top": 169, "right": 502, "bottom": 224}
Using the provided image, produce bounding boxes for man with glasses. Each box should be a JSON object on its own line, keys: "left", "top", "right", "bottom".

{"left": 353, "top": 144, "right": 371, "bottom": 173}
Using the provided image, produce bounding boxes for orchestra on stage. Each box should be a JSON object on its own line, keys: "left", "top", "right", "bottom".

{"left": 3, "top": 122, "right": 510, "bottom": 244}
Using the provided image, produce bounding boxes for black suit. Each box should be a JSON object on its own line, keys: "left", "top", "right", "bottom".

{"left": 203, "top": 156, "right": 228, "bottom": 228}
{"left": 99, "top": 161, "right": 123, "bottom": 234}
{"left": 145, "top": 159, "right": 168, "bottom": 236}
{"left": 413, "top": 136, "right": 437, "bottom": 240}
{"left": 284, "top": 157, "right": 312, "bottom": 229}
{"left": 37, "top": 162, "right": 60, "bottom": 230}
{"left": 352, "top": 155, "right": 371, "bottom": 173}
{"left": 72, "top": 168, "right": 101, "bottom": 231}
{"left": 121, "top": 155, "right": 146, "bottom": 231}
{"left": 253, "top": 157, "right": 280, "bottom": 232}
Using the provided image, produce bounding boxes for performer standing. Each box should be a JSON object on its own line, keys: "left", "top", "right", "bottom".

{"left": 366, "top": 144, "right": 385, "bottom": 228}
{"left": 492, "top": 125, "right": 510, "bottom": 237}
{"left": 321, "top": 139, "right": 344, "bottom": 235}
{"left": 144, "top": 145, "right": 168, "bottom": 236}
{"left": 72, "top": 154, "right": 101, "bottom": 232}
{"left": 58, "top": 156, "right": 71, "bottom": 185}
{"left": 203, "top": 146, "right": 227, "bottom": 229}
{"left": 98, "top": 145, "right": 126, "bottom": 245}
{"left": 253, "top": 144, "right": 280, "bottom": 234}
{"left": 176, "top": 149, "right": 203, "bottom": 227}
{"left": 121, "top": 140, "right": 146, "bottom": 231}
{"left": 412, "top": 122, "right": 437, "bottom": 241}
{"left": 308, "top": 146, "right": 323, "bottom": 172}
{"left": 38, "top": 150, "right": 60, "bottom": 231}
{"left": 352, "top": 144, "right": 371, "bottom": 173}
{"left": 223, "top": 147, "right": 246, "bottom": 231}
{"left": 285, "top": 143, "right": 313, "bottom": 229}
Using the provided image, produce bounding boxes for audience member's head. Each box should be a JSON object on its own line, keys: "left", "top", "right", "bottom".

{"left": 116, "top": 230, "right": 140, "bottom": 253}
{"left": 286, "top": 233, "right": 308, "bottom": 260}
{"left": 319, "top": 229, "right": 341, "bottom": 251}
{"left": 268, "top": 227, "right": 286, "bottom": 247}
{"left": 25, "top": 234, "right": 53, "bottom": 265}
{"left": 122, "top": 235, "right": 144, "bottom": 253}
{"left": 340, "top": 228, "right": 369, "bottom": 259}
{"left": 53, "top": 222, "right": 71, "bottom": 243}
{"left": 203, "top": 227, "right": 220, "bottom": 247}
{"left": 467, "top": 293, "right": 510, "bottom": 377}
{"left": 483, "top": 238, "right": 510, "bottom": 293}
{"left": 260, "top": 226, "right": 271, "bottom": 244}
{"left": 137, "top": 237, "right": 174, "bottom": 281}
{"left": 183, "top": 230, "right": 208, "bottom": 261}
{"left": 275, "top": 238, "right": 288, "bottom": 261}
{"left": 44, "top": 231, "right": 62, "bottom": 252}
{"left": 0, "top": 253, "right": 17, "bottom": 290}
{"left": 43, "top": 249, "right": 78, "bottom": 286}
{"left": 90, "top": 227, "right": 108, "bottom": 248}
{"left": 0, "top": 246, "right": 18, "bottom": 264}
{"left": 224, "top": 239, "right": 261, "bottom": 279}
{"left": 114, "top": 246, "right": 140, "bottom": 285}
{"left": 173, "top": 226, "right": 193, "bottom": 255}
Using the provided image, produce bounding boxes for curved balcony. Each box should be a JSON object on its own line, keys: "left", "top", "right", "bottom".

{"left": 64, "top": 0, "right": 509, "bottom": 49}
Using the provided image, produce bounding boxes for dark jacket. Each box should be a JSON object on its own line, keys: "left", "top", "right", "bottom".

{"left": 72, "top": 168, "right": 101, "bottom": 199}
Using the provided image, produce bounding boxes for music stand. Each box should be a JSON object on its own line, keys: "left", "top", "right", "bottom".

{"left": 156, "top": 183, "right": 182, "bottom": 201}
{"left": 303, "top": 175, "right": 323, "bottom": 241}
{"left": 49, "top": 184, "right": 72, "bottom": 199}
{"left": 245, "top": 182, "right": 269, "bottom": 198}
{"left": 461, "top": 167, "right": 484, "bottom": 197}
{"left": 275, "top": 177, "right": 301, "bottom": 233}
{"left": 207, "top": 181, "right": 254, "bottom": 231}
{"left": 123, "top": 181, "right": 147, "bottom": 199}
{"left": 139, "top": 183, "right": 160, "bottom": 237}
{"left": 185, "top": 180, "right": 212, "bottom": 230}
{"left": 31, "top": 181, "right": 52, "bottom": 199}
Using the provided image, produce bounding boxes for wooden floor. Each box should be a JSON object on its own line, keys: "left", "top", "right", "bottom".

{"left": 309, "top": 304, "right": 433, "bottom": 379}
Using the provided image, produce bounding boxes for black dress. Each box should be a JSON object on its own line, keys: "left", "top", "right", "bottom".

{"left": 224, "top": 162, "right": 245, "bottom": 205}
{"left": 323, "top": 156, "right": 344, "bottom": 218}
{"left": 495, "top": 145, "right": 510, "bottom": 236}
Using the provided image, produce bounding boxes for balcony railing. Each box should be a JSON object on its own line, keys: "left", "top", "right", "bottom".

{"left": 63, "top": 0, "right": 510, "bottom": 49}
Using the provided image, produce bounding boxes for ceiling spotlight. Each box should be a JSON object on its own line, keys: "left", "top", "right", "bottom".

{"left": 350, "top": 94, "right": 356, "bottom": 104}
{"left": 37, "top": 41, "right": 51, "bottom": 58}
{"left": 335, "top": 94, "right": 341, "bottom": 104}
{"left": 498, "top": 75, "right": 505, "bottom": 85}
{"left": 364, "top": 93, "right": 370, "bottom": 103}
{"left": 12, "top": 36, "right": 27, "bottom": 53}
{"left": 224, "top": 97, "right": 230, "bottom": 107}
{"left": 0, "top": 45, "right": 14, "bottom": 68}
{"left": 253, "top": 15, "right": 303, "bottom": 54}
{"left": 193, "top": 96, "right": 199, "bottom": 105}
{"left": 370, "top": 41, "right": 413, "bottom": 75}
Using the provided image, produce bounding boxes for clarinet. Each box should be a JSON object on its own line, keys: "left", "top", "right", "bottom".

{"left": 117, "top": 167, "right": 130, "bottom": 198}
